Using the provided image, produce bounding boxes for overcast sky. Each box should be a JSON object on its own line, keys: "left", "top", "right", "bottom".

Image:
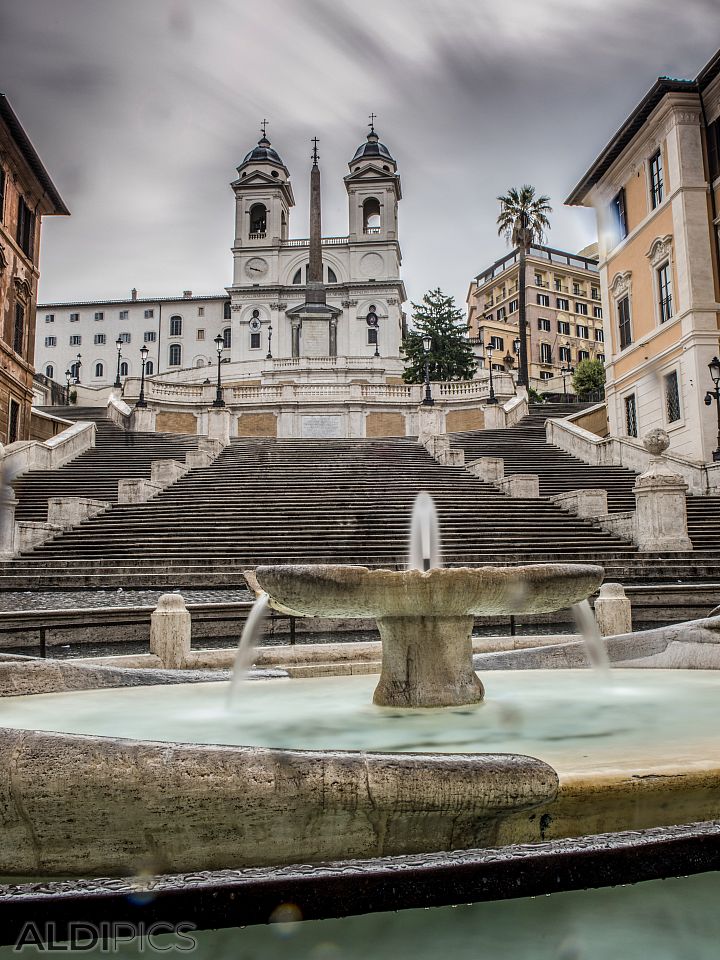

{"left": 2, "top": 0, "right": 719, "bottom": 314}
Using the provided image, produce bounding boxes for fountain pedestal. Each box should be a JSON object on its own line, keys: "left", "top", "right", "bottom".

{"left": 375, "top": 616, "right": 483, "bottom": 707}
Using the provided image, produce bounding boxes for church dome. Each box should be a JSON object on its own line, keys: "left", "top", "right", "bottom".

{"left": 352, "top": 129, "right": 395, "bottom": 163}
{"left": 241, "top": 134, "right": 285, "bottom": 167}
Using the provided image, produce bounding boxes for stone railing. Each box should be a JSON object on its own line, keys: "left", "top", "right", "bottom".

{"left": 281, "top": 236, "right": 348, "bottom": 247}
{"left": 105, "top": 395, "right": 132, "bottom": 430}
{"left": 546, "top": 415, "right": 720, "bottom": 496}
{"left": 1, "top": 420, "right": 95, "bottom": 481}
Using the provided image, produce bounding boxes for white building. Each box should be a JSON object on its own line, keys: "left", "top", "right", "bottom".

{"left": 36, "top": 125, "right": 407, "bottom": 388}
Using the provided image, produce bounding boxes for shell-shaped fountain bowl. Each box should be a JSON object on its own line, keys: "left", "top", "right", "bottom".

{"left": 255, "top": 563, "right": 605, "bottom": 619}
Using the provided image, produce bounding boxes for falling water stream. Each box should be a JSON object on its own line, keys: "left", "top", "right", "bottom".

{"left": 408, "top": 491, "right": 442, "bottom": 572}
{"left": 572, "top": 598, "right": 611, "bottom": 672}
{"left": 228, "top": 592, "right": 270, "bottom": 702}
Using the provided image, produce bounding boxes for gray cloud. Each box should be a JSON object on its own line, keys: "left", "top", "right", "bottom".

{"left": 1, "top": 0, "right": 718, "bottom": 314}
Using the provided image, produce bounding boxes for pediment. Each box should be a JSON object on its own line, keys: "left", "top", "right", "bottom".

{"left": 344, "top": 163, "right": 397, "bottom": 182}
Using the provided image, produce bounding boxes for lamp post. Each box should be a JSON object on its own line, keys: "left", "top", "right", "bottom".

{"left": 485, "top": 341, "right": 498, "bottom": 404}
{"left": 373, "top": 328, "right": 380, "bottom": 358}
{"left": 65, "top": 369, "right": 72, "bottom": 406}
{"left": 114, "top": 337, "right": 123, "bottom": 387}
{"left": 560, "top": 346, "right": 574, "bottom": 403}
{"left": 422, "top": 334, "right": 434, "bottom": 406}
{"left": 704, "top": 355, "right": 720, "bottom": 462}
{"left": 266, "top": 323, "right": 273, "bottom": 360}
{"left": 213, "top": 334, "right": 226, "bottom": 407}
{"left": 136, "top": 344, "right": 149, "bottom": 408}
{"left": 74, "top": 353, "right": 82, "bottom": 384}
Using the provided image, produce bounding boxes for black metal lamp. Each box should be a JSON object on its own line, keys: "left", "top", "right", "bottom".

{"left": 74, "top": 353, "right": 82, "bottom": 384}
{"left": 266, "top": 323, "right": 273, "bottom": 360}
{"left": 560, "top": 344, "right": 574, "bottom": 402}
{"left": 704, "top": 355, "right": 720, "bottom": 462}
{"left": 213, "top": 334, "right": 226, "bottom": 407}
{"left": 136, "top": 344, "right": 149, "bottom": 408}
{"left": 485, "top": 341, "right": 498, "bottom": 404}
{"left": 65, "top": 368, "right": 72, "bottom": 405}
{"left": 114, "top": 337, "right": 123, "bottom": 388}
{"left": 422, "top": 334, "right": 434, "bottom": 406}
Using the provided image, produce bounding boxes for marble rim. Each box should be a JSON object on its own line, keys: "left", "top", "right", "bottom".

{"left": 255, "top": 562, "right": 605, "bottom": 618}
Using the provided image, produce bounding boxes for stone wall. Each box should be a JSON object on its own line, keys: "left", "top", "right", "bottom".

{"left": 365, "top": 412, "right": 405, "bottom": 437}
{"left": 236, "top": 412, "right": 278, "bottom": 437}
{"left": 569, "top": 404, "right": 609, "bottom": 438}
{"left": 155, "top": 411, "right": 198, "bottom": 435}
{"left": 446, "top": 408, "right": 485, "bottom": 433}
{"left": 29, "top": 411, "right": 67, "bottom": 442}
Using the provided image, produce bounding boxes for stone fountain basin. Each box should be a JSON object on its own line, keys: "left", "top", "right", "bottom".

{"left": 255, "top": 564, "right": 605, "bottom": 619}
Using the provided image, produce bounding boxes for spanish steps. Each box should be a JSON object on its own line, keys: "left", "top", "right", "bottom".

{"left": 2, "top": 403, "right": 719, "bottom": 592}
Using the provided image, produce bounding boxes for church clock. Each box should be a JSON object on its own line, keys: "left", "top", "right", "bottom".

{"left": 245, "top": 257, "right": 268, "bottom": 280}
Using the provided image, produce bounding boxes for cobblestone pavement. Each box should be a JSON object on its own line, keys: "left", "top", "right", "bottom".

{"left": 0, "top": 588, "right": 253, "bottom": 613}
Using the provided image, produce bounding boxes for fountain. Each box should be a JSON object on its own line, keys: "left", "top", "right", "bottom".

{"left": 0, "top": 493, "right": 718, "bottom": 954}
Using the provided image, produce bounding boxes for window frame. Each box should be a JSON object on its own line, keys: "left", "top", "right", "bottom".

{"left": 624, "top": 393, "right": 638, "bottom": 438}
{"left": 617, "top": 295, "right": 632, "bottom": 351}
{"left": 168, "top": 343, "right": 182, "bottom": 367}
{"left": 649, "top": 149, "right": 664, "bottom": 209}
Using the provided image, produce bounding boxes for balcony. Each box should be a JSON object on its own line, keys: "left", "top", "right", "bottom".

{"left": 364, "top": 226, "right": 381, "bottom": 235}
{"left": 249, "top": 232, "right": 266, "bottom": 240}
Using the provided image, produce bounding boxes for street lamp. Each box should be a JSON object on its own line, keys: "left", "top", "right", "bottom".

{"left": 704, "top": 355, "right": 720, "bottom": 462}
{"left": 65, "top": 369, "right": 72, "bottom": 406}
{"left": 136, "top": 344, "right": 149, "bottom": 408}
{"left": 114, "top": 337, "right": 123, "bottom": 388}
{"left": 266, "top": 323, "right": 273, "bottom": 360}
{"left": 560, "top": 345, "right": 574, "bottom": 403}
{"left": 485, "top": 341, "right": 498, "bottom": 404}
{"left": 74, "top": 353, "right": 82, "bottom": 384}
{"left": 422, "top": 334, "right": 434, "bottom": 406}
{"left": 213, "top": 334, "right": 226, "bottom": 408}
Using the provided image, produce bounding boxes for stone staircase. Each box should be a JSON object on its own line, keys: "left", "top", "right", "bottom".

{"left": 14, "top": 407, "right": 198, "bottom": 523}
{"left": 450, "top": 401, "right": 720, "bottom": 555}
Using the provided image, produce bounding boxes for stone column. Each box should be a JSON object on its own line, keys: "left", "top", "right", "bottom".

{"left": 291, "top": 319, "right": 300, "bottom": 358}
{"left": 207, "top": 407, "right": 232, "bottom": 446}
{"left": 594, "top": 582, "right": 632, "bottom": 637}
{"left": 150, "top": 594, "right": 191, "bottom": 669}
{"left": 634, "top": 429, "right": 693, "bottom": 552}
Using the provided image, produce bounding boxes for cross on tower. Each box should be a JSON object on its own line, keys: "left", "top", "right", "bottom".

{"left": 260, "top": 118, "right": 269, "bottom": 137}
{"left": 368, "top": 113, "right": 376, "bottom": 134}
{"left": 311, "top": 137, "right": 320, "bottom": 165}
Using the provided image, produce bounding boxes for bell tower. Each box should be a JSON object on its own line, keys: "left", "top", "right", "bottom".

{"left": 345, "top": 117, "right": 401, "bottom": 243}
{"left": 231, "top": 123, "right": 294, "bottom": 254}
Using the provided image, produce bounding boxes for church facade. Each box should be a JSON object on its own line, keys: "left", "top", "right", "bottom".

{"left": 36, "top": 126, "right": 407, "bottom": 388}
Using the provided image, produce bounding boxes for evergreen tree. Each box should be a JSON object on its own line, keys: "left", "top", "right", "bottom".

{"left": 401, "top": 288, "right": 477, "bottom": 384}
{"left": 572, "top": 358, "right": 606, "bottom": 400}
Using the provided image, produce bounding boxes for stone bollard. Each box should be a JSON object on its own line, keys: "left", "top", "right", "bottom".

{"left": 634, "top": 429, "right": 693, "bottom": 552}
{"left": 150, "top": 594, "right": 191, "bottom": 669}
{"left": 207, "top": 407, "right": 232, "bottom": 446}
{"left": 131, "top": 406, "right": 157, "bottom": 433}
{"left": 0, "top": 484, "right": 18, "bottom": 559}
{"left": 417, "top": 404, "right": 446, "bottom": 444}
{"left": 593, "top": 582, "right": 632, "bottom": 637}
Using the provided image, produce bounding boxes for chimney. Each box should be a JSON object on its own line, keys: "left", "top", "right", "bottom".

{"left": 131, "top": 288, "right": 137, "bottom": 301}
{"left": 183, "top": 290, "right": 192, "bottom": 298}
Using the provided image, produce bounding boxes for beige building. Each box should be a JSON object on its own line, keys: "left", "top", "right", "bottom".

{"left": 0, "top": 94, "right": 68, "bottom": 442}
{"left": 467, "top": 243, "right": 605, "bottom": 391}
{"left": 566, "top": 48, "right": 720, "bottom": 462}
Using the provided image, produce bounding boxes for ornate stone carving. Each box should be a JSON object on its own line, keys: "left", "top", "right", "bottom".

{"left": 341, "top": 299, "right": 358, "bottom": 308}
{"left": 643, "top": 428, "right": 670, "bottom": 457}
{"left": 13, "top": 276, "right": 31, "bottom": 301}
{"left": 0, "top": 243, "right": 7, "bottom": 272}
{"left": 610, "top": 270, "right": 632, "bottom": 299}
{"left": 646, "top": 234, "right": 673, "bottom": 267}
{"left": 269, "top": 302, "right": 287, "bottom": 311}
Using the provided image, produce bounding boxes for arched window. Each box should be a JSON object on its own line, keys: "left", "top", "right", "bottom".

{"left": 363, "top": 197, "right": 381, "bottom": 233}
{"left": 292, "top": 268, "right": 302, "bottom": 285}
{"left": 169, "top": 315, "right": 182, "bottom": 337}
{"left": 95, "top": 362, "right": 104, "bottom": 378}
{"left": 223, "top": 301, "right": 231, "bottom": 319}
{"left": 195, "top": 358, "right": 205, "bottom": 368}
{"left": 45, "top": 364, "right": 54, "bottom": 379}
{"left": 145, "top": 360, "right": 154, "bottom": 375}
{"left": 249, "top": 203, "right": 267, "bottom": 236}
{"left": 169, "top": 344, "right": 182, "bottom": 366}
{"left": 71, "top": 361, "right": 81, "bottom": 381}
{"left": 327, "top": 266, "right": 338, "bottom": 284}
{"left": 120, "top": 361, "right": 129, "bottom": 377}
{"left": 223, "top": 327, "right": 232, "bottom": 349}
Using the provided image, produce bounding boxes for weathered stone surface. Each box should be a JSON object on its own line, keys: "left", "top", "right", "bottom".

{"left": 47, "top": 497, "right": 110, "bottom": 529}
{"left": 550, "top": 488, "right": 608, "bottom": 519}
{"left": 117, "top": 478, "right": 164, "bottom": 505}
{"left": 206, "top": 407, "right": 232, "bottom": 446}
{"left": 149, "top": 459, "right": 188, "bottom": 485}
{"left": 256, "top": 564, "right": 603, "bottom": 707}
{"left": 497, "top": 474, "right": 539, "bottom": 498}
{"left": 472, "top": 615, "right": 720, "bottom": 670}
{"left": 594, "top": 582, "right": 632, "bottom": 637}
{"left": 466, "top": 456, "right": 504, "bottom": 482}
{"left": 0, "top": 726, "right": 558, "bottom": 876}
{"left": 633, "top": 431, "right": 693, "bottom": 552}
{"left": 150, "top": 594, "right": 191, "bottom": 669}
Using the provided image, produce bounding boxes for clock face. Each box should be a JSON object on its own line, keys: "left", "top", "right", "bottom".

{"left": 245, "top": 257, "right": 268, "bottom": 279}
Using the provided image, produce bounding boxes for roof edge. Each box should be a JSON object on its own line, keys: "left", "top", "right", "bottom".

{"left": 0, "top": 94, "right": 69, "bottom": 216}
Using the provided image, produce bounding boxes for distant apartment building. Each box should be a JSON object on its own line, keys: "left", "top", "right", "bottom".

{"left": 566, "top": 48, "right": 720, "bottom": 462}
{"left": 466, "top": 244, "right": 605, "bottom": 387}
{"left": 0, "top": 94, "right": 68, "bottom": 442}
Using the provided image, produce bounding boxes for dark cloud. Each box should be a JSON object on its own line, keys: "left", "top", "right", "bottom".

{"left": 1, "top": 0, "right": 718, "bottom": 312}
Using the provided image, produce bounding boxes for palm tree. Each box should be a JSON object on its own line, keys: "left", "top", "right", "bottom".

{"left": 496, "top": 186, "right": 552, "bottom": 388}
